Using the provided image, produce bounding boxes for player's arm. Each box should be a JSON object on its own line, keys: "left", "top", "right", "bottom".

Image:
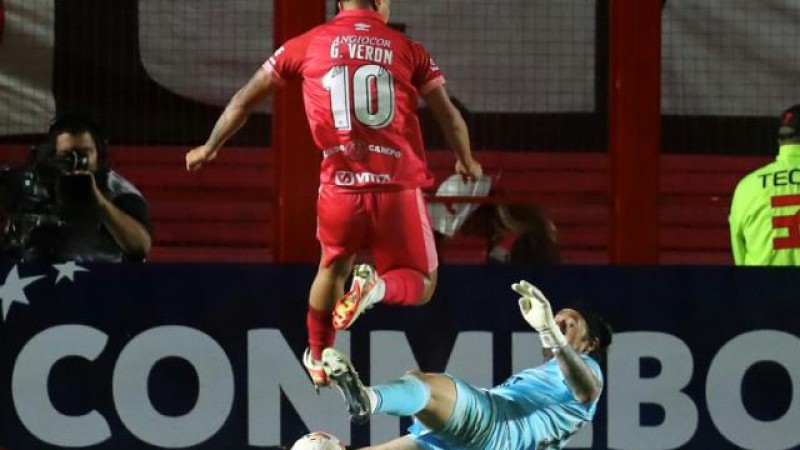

{"left": 513, "top": 281, "right": 602, "bottom": 404}
{"left": 729, "top": 219, "right": 746, "bottom": 265}
{"left": 422, "top": 86, "right": 482, "bottom": 182}
{"left": 186, "top": 69, "right": 278, "bottom": 171}
{"left": 728, "top": 182, "right": 747, "bottom": 265}
{"left": 552, "top": 343, "right": 602, "bottom": 404}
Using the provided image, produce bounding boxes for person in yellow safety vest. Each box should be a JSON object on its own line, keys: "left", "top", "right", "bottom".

{"left": 729, "top": 104, "right": 800, "bottom": 265}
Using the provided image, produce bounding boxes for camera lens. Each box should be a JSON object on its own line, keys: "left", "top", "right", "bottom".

{"left": 74, "top": 153, "right": 89, "bottom": 171}
{"left": 54, "top": 151, "right": 89, "bottom": 172}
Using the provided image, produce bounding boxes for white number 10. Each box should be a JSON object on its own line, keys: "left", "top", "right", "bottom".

{"left": 323, "top": 64, "right": 395, "bottom": 130}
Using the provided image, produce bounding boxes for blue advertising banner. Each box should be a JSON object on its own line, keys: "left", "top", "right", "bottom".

{"left": 0, "top": 263, "right": 799, "bottom": 450}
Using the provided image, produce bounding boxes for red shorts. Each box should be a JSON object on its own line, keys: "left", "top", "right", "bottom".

{"left": 316, "top": 186, "right": 438, "bottom": 274}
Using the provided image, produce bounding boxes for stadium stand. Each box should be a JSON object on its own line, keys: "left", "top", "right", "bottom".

{"left": 0, "top": 145, "right": 769, "bottom": 264}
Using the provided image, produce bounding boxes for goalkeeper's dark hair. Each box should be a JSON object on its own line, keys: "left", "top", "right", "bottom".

{"left": 573, "top": 306, "right": 613, "bottom": 374}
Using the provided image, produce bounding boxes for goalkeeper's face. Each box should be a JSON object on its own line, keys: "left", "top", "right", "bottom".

{"left": 555, "top": 309, "right": 598, "bottom": 355}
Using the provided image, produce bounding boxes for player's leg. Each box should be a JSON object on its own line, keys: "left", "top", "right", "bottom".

{"left": 408, "top": 372, "right": 457, "bottom": 431}
{"left": 324, "top": 348, "right": 500, "bottom": 447}
{"left": 377, "top": 372, "right": 500, "bottom": 449}
{"left": 374, "top": 188, "right": 439, "bottom": 306}
{"left": 416, "top": 267, "right": 437, "bottom": 305}
{"left": 322, "top": 348, "right": 457, "bottom": 428}
{"left": 333, "top": 189, "right": 438, "bottom": 330}
{"left": 307, "top": 252, "right": 355, "bottom": 351}
{"left": 305, "top": 253, "right": 355, "bottom": 388}
{"left": 307, "top": 187, "right": 367, "bottom": 387}
{"left": 309, "top": 251, "right": 355, "bottom": 313}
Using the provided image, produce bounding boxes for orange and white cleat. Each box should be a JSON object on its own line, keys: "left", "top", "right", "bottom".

{"left": 333, "top": 264, "right": 382, "bottom": 330}
{"left": 303, "top": 347, "right": 330, "bottom": 390}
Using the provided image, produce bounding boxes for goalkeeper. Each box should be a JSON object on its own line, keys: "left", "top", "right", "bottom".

{"left": 321, "top": 281, "right": 612, "bottom": 450}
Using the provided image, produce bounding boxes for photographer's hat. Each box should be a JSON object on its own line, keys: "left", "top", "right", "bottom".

{"left": 778, "top": 104, "right": 800, "bottom": 141}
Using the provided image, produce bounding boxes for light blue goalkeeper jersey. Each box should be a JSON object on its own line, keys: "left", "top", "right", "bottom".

{"left": 410, "top": 355, "right": 603, "bottom": 450}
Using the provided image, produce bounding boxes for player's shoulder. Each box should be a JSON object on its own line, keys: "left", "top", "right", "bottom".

{"left": 735, "top": 160, "right": 778, "bottom": 191}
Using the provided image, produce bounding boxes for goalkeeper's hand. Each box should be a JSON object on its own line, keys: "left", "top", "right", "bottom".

{"left": 512, "top": 280, "right": 567, "bottom": 350}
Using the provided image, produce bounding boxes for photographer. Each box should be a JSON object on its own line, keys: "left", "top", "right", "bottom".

{"left": 1, "top": 112, "right": 151, "bottom": 263}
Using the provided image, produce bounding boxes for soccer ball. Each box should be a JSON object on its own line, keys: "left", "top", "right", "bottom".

{"left": 289, "top": 431, "right": 346, "bottom": 450}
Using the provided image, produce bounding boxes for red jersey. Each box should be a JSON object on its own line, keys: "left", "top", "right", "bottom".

{"left": 263, "top": 9, "right": 444, "bottom": 190}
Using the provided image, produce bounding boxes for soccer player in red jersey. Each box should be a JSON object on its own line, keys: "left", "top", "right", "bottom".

{"left": 186, "top": 0, "right": 483, "bottom": 389}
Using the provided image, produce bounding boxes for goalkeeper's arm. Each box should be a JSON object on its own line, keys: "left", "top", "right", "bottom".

{"left": 554, "top": 343, "right": 602, "bottom": 404}
{"left": 513, "top": 280, "right": 601, "bottom": 403}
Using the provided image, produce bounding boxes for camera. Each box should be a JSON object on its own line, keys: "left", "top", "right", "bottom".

{"left": 48, "top": 150, "right": 91, "bottom": 173}
{"left": 32, "top": 149, "right": 90, "bottom": 186}
{"left": 17, "top": 149, "right": 91, "bottom": 209}
{"left": 1, "top": 149, "right": 95, "bottom": 259}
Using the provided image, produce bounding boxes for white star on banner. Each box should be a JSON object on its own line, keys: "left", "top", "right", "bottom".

{"left": 53, "top": 261, "right": 89, "bottom": 284}
{"left": 0, "top": 265, "right": 46, "bottom": 320}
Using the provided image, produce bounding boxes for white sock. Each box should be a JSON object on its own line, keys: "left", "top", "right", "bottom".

{"left": 366, "top": 387, "right": 380, "bottom": 414}
{"left": 371, "top": 278, "right": 386, "bottom": 304}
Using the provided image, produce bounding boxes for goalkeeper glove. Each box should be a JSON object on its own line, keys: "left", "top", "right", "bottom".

{"left": 512, "top": 280, "right": 567, "bottom": 351}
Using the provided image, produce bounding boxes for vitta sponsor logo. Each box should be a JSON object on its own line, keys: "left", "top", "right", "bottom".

{"left": 334, "top": 171, "right": 355, "bottom": 186}
{"left": 334, "top": 171, "right": 391, "bottom": 186}
{"left": 355, "top": 172, "right": 391, "bottom": 184}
